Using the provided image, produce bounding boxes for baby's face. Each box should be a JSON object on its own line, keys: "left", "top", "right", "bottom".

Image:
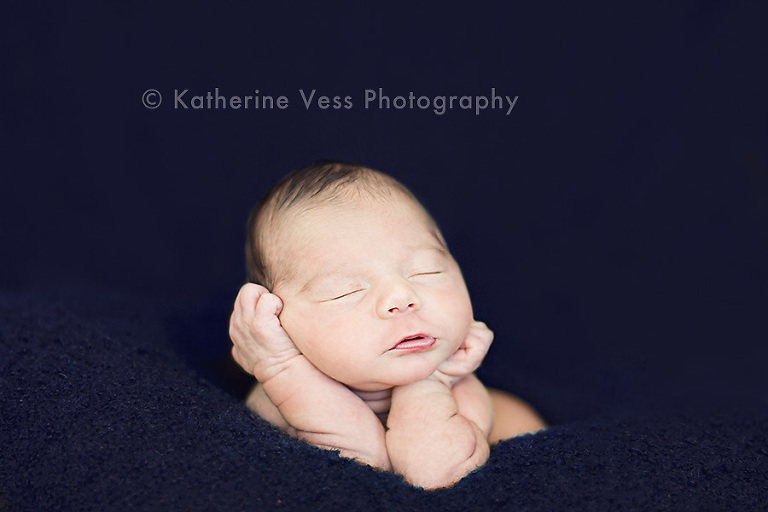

{"left": 271, "top": 195, "right": 474, "bottom": 392}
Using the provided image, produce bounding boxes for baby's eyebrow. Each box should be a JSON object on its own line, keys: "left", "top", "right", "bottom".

{"left": 407, "top": 244, "right": 449, "bottom": 259}
{"left": 299, "top": 266, "right": 351, "bottom": 294}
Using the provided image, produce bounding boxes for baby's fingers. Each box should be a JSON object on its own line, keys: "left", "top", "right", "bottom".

{"left": 230, "top": 284, "right": 266, "bottom": 332}
{"left": 253, "top": 291, "right": 284, "bottom": 319}
{"left": 251, "top": 291, "right": 300, "bottom": 356}
{"left": 235, "top": 283, "right": 270, "bottom": 319}
{"left": 229, "top": 284, "right": 274, "bottom": 353}
{"left": 466, "top": 321, "right": 494, "bottom": 350}
{"left": 251, "top": 292, "right": 287, "bottom": 338}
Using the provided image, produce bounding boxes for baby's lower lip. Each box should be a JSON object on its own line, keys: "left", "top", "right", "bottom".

{"left": 390, "top": 336, "right": 436, "bottom": 352}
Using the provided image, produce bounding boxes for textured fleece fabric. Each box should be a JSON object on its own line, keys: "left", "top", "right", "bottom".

{"left": 1, "top": 291, "right": 767, "bottom": 512}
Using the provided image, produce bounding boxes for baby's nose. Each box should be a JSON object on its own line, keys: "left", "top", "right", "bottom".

{"left": 376, "top": 280, "right": 421, "bottom": 318}
{"left": 387, "top": 301, "right": 416, "bottom": 314}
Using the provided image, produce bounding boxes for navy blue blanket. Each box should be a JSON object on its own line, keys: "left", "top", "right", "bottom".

{"left": 2, "top": 291, "right": 766, "bottom": 511}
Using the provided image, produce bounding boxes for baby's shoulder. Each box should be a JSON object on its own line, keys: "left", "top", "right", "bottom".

{"left": 486, "top": 387, "right": 547, "bottom": 443}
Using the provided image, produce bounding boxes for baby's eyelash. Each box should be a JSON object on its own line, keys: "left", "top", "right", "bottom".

{"left": 410, "top": 271, "right": 443, "bottom": 277}
{"left": 326, "top": 289, "right": 363, "bottom": 301}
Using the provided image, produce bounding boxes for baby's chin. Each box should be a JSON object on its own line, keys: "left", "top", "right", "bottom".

{"left": 344, "top": 366, "right": 440, "bottom": 392}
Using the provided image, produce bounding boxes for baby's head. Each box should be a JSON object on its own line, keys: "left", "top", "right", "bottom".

{"left": 246, "top": 161, "right": 437, "bottom": 290}
{"left": 245, "top": 161, "right": 474, "bottom": 390}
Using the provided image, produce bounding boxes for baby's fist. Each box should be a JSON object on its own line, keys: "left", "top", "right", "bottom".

{"left": 432, "top": 321, "right": 494, "bottom": 387}
{"left": 229, "top": 283, "right": 301, "bottom": 382}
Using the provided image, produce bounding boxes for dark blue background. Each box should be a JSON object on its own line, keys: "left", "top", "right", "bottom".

{"left": 3, "top": 3, "right": 766, "bottom": 419}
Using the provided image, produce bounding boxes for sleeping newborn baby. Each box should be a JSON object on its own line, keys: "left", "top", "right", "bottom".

{"left": 229, "top": 161, "right": 545, "bottom": 489}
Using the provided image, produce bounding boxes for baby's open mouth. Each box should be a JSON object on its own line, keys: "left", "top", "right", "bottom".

{"left": 390, "top": 334, "right": 436, "bottom": 352}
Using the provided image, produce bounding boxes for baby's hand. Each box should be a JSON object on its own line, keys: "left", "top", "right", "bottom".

{"left": 430, "top": 321, "right": 494, "bottom": 388}
{"left": 229, "top": 283, "right": 302, "bottom": 383}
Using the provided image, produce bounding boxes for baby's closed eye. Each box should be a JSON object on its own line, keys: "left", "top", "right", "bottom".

{"left": 408, "top": 270, "right": 444, "bottom": 280}
{"left": 322, "top": 288, "right": 365, "bottom": 302}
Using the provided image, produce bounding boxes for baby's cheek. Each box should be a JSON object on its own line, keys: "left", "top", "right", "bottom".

{"left": 277, "top": 306, "right": 314, "bottom": 353}
{"left": 284, "top": 315, "right": 349, "bottom": 374}
{"left": 456, "top": 301, "right": 475, "bottom": 345}
{"left": 436, "top": 291, "right": 473, "bottom": 346}
{"left": 445, "top": 286, "right": 473, "bottom": 319}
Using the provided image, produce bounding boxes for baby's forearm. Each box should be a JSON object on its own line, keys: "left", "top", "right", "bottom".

{"left": 385, "top": 376, "right": 491, "bottom": 490}
{"left": 258, "top": 354, "right": 391, "bottom": 470}
{"left": 450, "top": 373, "right": 494, "bottom": 438}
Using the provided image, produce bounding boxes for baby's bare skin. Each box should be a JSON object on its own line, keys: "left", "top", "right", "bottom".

{"left": 231, "top": 285, "right": 390, "bottom": 469}
{"left": 246, "top": 370, "right": 544, "bottom": 447}
{"left": 231, "top": 192, "right": 545, "bottom": 489}
{"left": 232, "top": 286, "right": 544, "bottom": 489}
{"left": 231, "top": 284, "right": 497, "bottom": 487}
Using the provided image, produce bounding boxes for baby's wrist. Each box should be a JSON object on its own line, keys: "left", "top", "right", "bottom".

{"left": 428, "top": 369, "right": 466, "bottom": 389}
{"left": 253, "top": 348, "right": 304, "bottom": 383}
{"left": 392, "top": 376, "right": 452, "bottom": 400}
